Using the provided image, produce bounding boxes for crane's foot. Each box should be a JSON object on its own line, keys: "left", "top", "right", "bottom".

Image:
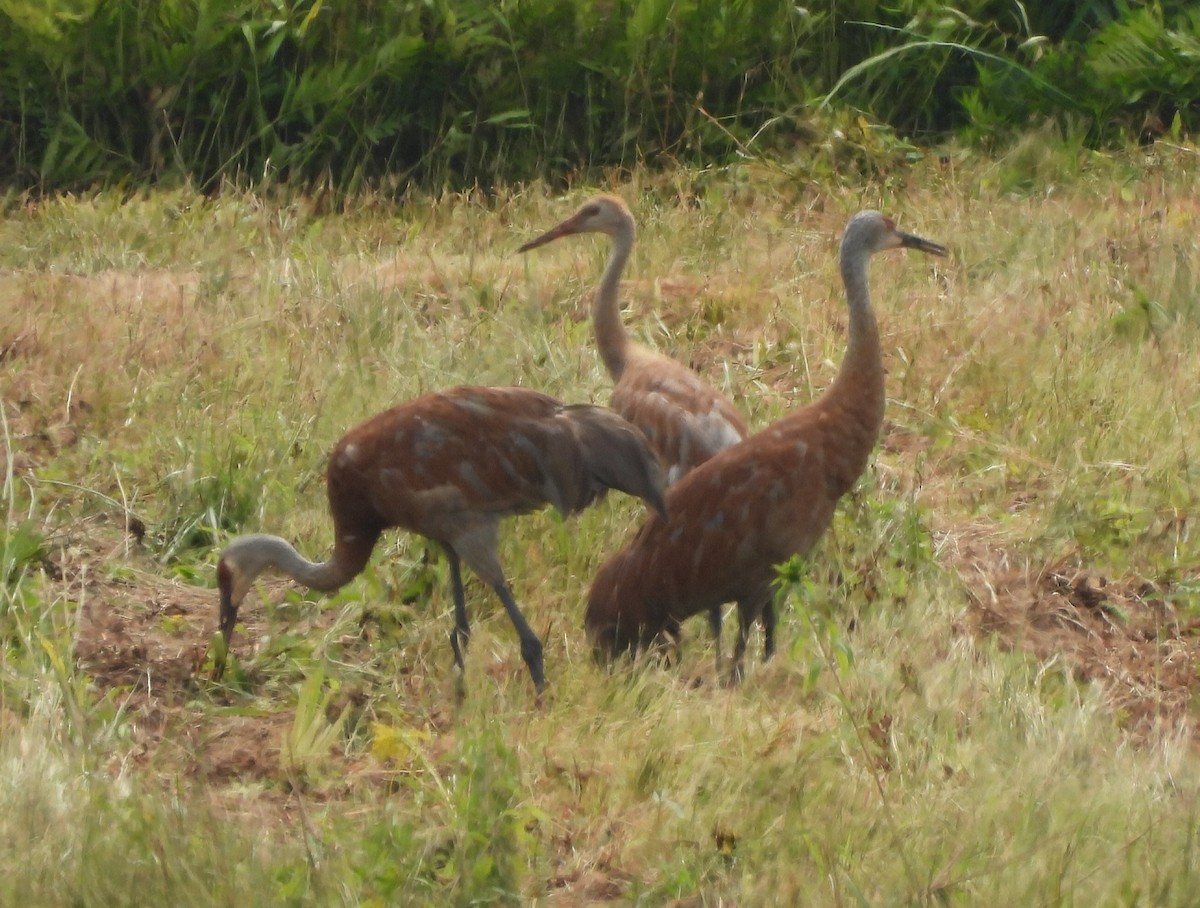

{"left": 449, "top": 626, "right": 470, "bottom": 671}
{"left": 520, "top": 636, "right": 545, "bottom": 695}
{"left": 723, "top": 660, "right": 746, "bottom": 688}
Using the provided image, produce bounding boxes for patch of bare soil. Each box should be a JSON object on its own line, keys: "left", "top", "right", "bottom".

{"left": 66, "top": 529, "right": 455, "bottom": 803}
{"left": 954, "top": 527, "right": 1200, "bottom": 739}
{"left": 60, "top": 531, "right": 298, "bottom": 790}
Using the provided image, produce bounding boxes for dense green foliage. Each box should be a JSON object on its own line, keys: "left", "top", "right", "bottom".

{"left": 1, "top": 0, "right": 1197, "bottom": 192}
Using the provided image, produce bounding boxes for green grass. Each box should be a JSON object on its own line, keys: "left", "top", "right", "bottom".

{"left": 2, "top": 141, "right": 1200, "bottom": 904}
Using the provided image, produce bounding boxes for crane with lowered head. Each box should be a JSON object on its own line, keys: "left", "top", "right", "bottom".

{"left": 215, "top": 385, "right": 667, "bottom": 694}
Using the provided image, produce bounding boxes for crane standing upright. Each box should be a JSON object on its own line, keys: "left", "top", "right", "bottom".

{"left": 520, "top": 194, "right": 753, "bottom": 663}
{"left": 585, "top": 211, "right": 947, "bottom": 682}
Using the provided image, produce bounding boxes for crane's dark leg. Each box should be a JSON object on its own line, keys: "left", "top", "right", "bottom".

{"left": 663, "top": 618, "right": 684, "bottom": 662}
{"left": 455, "top": 526, "right": 545, "bottom": 694}
{"left": 651, "top": 618, "right": 683, "bottom": 666}
{"left": 729, "top": 606, "right": 752, "bottom": 686}
{"left": 443, "top": 546, "right": 471, "bottom": 673}
{"left": 730, "top": 589, "right": 771, "bottom": 685}
{"left": 491, "top": 582, "right": 545, "bottom": 694}
{"left": 761, "top": 597, "right": 777, "bottom": 662}
{"left": 708, "top": 605, "right": 723, "bottom": 675}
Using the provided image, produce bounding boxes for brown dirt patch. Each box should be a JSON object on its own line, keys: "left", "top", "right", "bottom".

{"left": 64, "top": 527, "right": 458, "bottom": 804}
{"left": 60, "top": 530, "right": 298, "bottom": 788}
{"left": 953, "top": 526, "right": 1200, "bottom": 739}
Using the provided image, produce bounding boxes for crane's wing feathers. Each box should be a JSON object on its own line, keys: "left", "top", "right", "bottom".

{"left": 330, "top": 386, "right": 666, "bottom": 541}
{"left": 557, "top": 404, "right": 668, "bottom": 518}
{"left": 611, "top": 355, "right": 748, "bottom": 483}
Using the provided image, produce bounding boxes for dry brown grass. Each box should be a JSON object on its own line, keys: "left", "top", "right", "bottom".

{"left": 3, "top": 145, "right": 1200, "bottom": 903}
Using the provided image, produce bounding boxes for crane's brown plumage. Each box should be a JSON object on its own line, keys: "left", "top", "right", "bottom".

{"left": 520, "top": 194, "right": 751, "bottom": 662}
{"left": 519, "top": 195, "right": 748, "bottom": 480}
{"left": 585, "top": 211, "right": 946, "bottom": 682}
{"left": 216, "top": 385, "right": 667, "bottom": 693}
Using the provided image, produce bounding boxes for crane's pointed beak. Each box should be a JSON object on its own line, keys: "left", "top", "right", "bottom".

{"left": 897, "top": 230, "right": 947, "bottom": 257}
{"left": 518, "top": 214, "right": 584, "bottom": 253}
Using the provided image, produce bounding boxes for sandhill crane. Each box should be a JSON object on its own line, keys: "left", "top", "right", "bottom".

{"left": 215, "top": 385, "right": 667, "bottom": 694}
{"left": 519, "top": 193, "right": 751, "bottom": 664}
{"left": 585, "top": 211, "right": 946, "bottom": 682}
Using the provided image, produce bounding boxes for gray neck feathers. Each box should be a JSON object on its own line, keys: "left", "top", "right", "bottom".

{"left": 594, "top": 224, "right": 634, "bottom": 380}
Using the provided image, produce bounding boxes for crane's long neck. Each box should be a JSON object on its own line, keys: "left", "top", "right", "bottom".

{"left": 279, "top": 538, "right": 354, "bottom": 589}
{"left": 593, "top": 225, "right": 634, "bottom": 380}
{"left": 803, "top": 245, "right": 887, "bottom": 491}
{"left": 832, "top": 249, "right": 885, "bottom": 415}
{"left": 232, "top": 533, "right": 375, "bottom": 593}
{"left": 218, "top": 531, "right": 380, "bottom": 649}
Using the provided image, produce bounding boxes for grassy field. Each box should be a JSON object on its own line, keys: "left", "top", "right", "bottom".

{"left": 3, "top": 141, "right": 1200, "bottom": 905}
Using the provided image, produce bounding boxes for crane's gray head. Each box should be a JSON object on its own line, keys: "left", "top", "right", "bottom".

{"left": 518, "top": 194, "right": 635, "bottom": 251}
{"left": 843, "top": 210, "right": 947, "bottom": 259}
{"left": 216, "top": 533, "right": 286, "bottom": 647}
{"left": 217, "top": 548, "right": 251, "bottom": 649}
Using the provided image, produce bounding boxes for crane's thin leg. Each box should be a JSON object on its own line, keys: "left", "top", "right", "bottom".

{"left": 653, "top": 618, "right": 683, "bottom": 666}
{"left": 708, "top": 605, "right": 723, "bottom": 675}
{"left": 729, "top": 592, "right": 769, "bottom": 686}
{"left": 761, "top": 597, "right": 777, "bottom": 662}
{"left": 443, "top": 546, "right": 470, "bottom": 673}
{"left": 491, "top": 582, "right": 545, "bottom": 695}
{"left": 663, "top": 618, "right": 684, "bottom": 662}
{"left": 455, "top": 525, "right": 545, "bottom": 694}
{"left": 729, "top": 610, "right": 750, "bottom": 687}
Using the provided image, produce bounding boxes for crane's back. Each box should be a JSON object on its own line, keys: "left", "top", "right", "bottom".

{"left": 326, "top": 386, "right": 664, "bottom": 547}
{"left": 585, "top": 407, "right": 848, "bottom": 652}
{"left": 614, "top": 346, "right": 748, "bottom": 482}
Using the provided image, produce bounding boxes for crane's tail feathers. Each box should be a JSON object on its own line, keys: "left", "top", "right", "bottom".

{"left": 561, "top": 405, "right": 668, "bottom": 519}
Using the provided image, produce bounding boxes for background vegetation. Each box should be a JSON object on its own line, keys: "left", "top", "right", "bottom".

{"left": 1, "top": 0, "right": 1198, "bottom": 193}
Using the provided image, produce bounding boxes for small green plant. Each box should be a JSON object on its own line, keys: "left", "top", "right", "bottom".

{"left": 281, "top": 662, "right": 349, "bottom": 785}
{"left": 776, "top": 555, "right": 855, "bottom": 694}
{"left": 1110, "top": 289, "right": 1169, "bottom": 341}
{"left": 346, "top": 814, "right": 428, "bottom": 904}
{"left": 1055, "top": 492, "right": 1151, "bottom": 562}
{"left": 0, "top": 519, "right": 44, "bottom": 589}
{"left": 443, "top": 724, "right": 526, "bottom": 907}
